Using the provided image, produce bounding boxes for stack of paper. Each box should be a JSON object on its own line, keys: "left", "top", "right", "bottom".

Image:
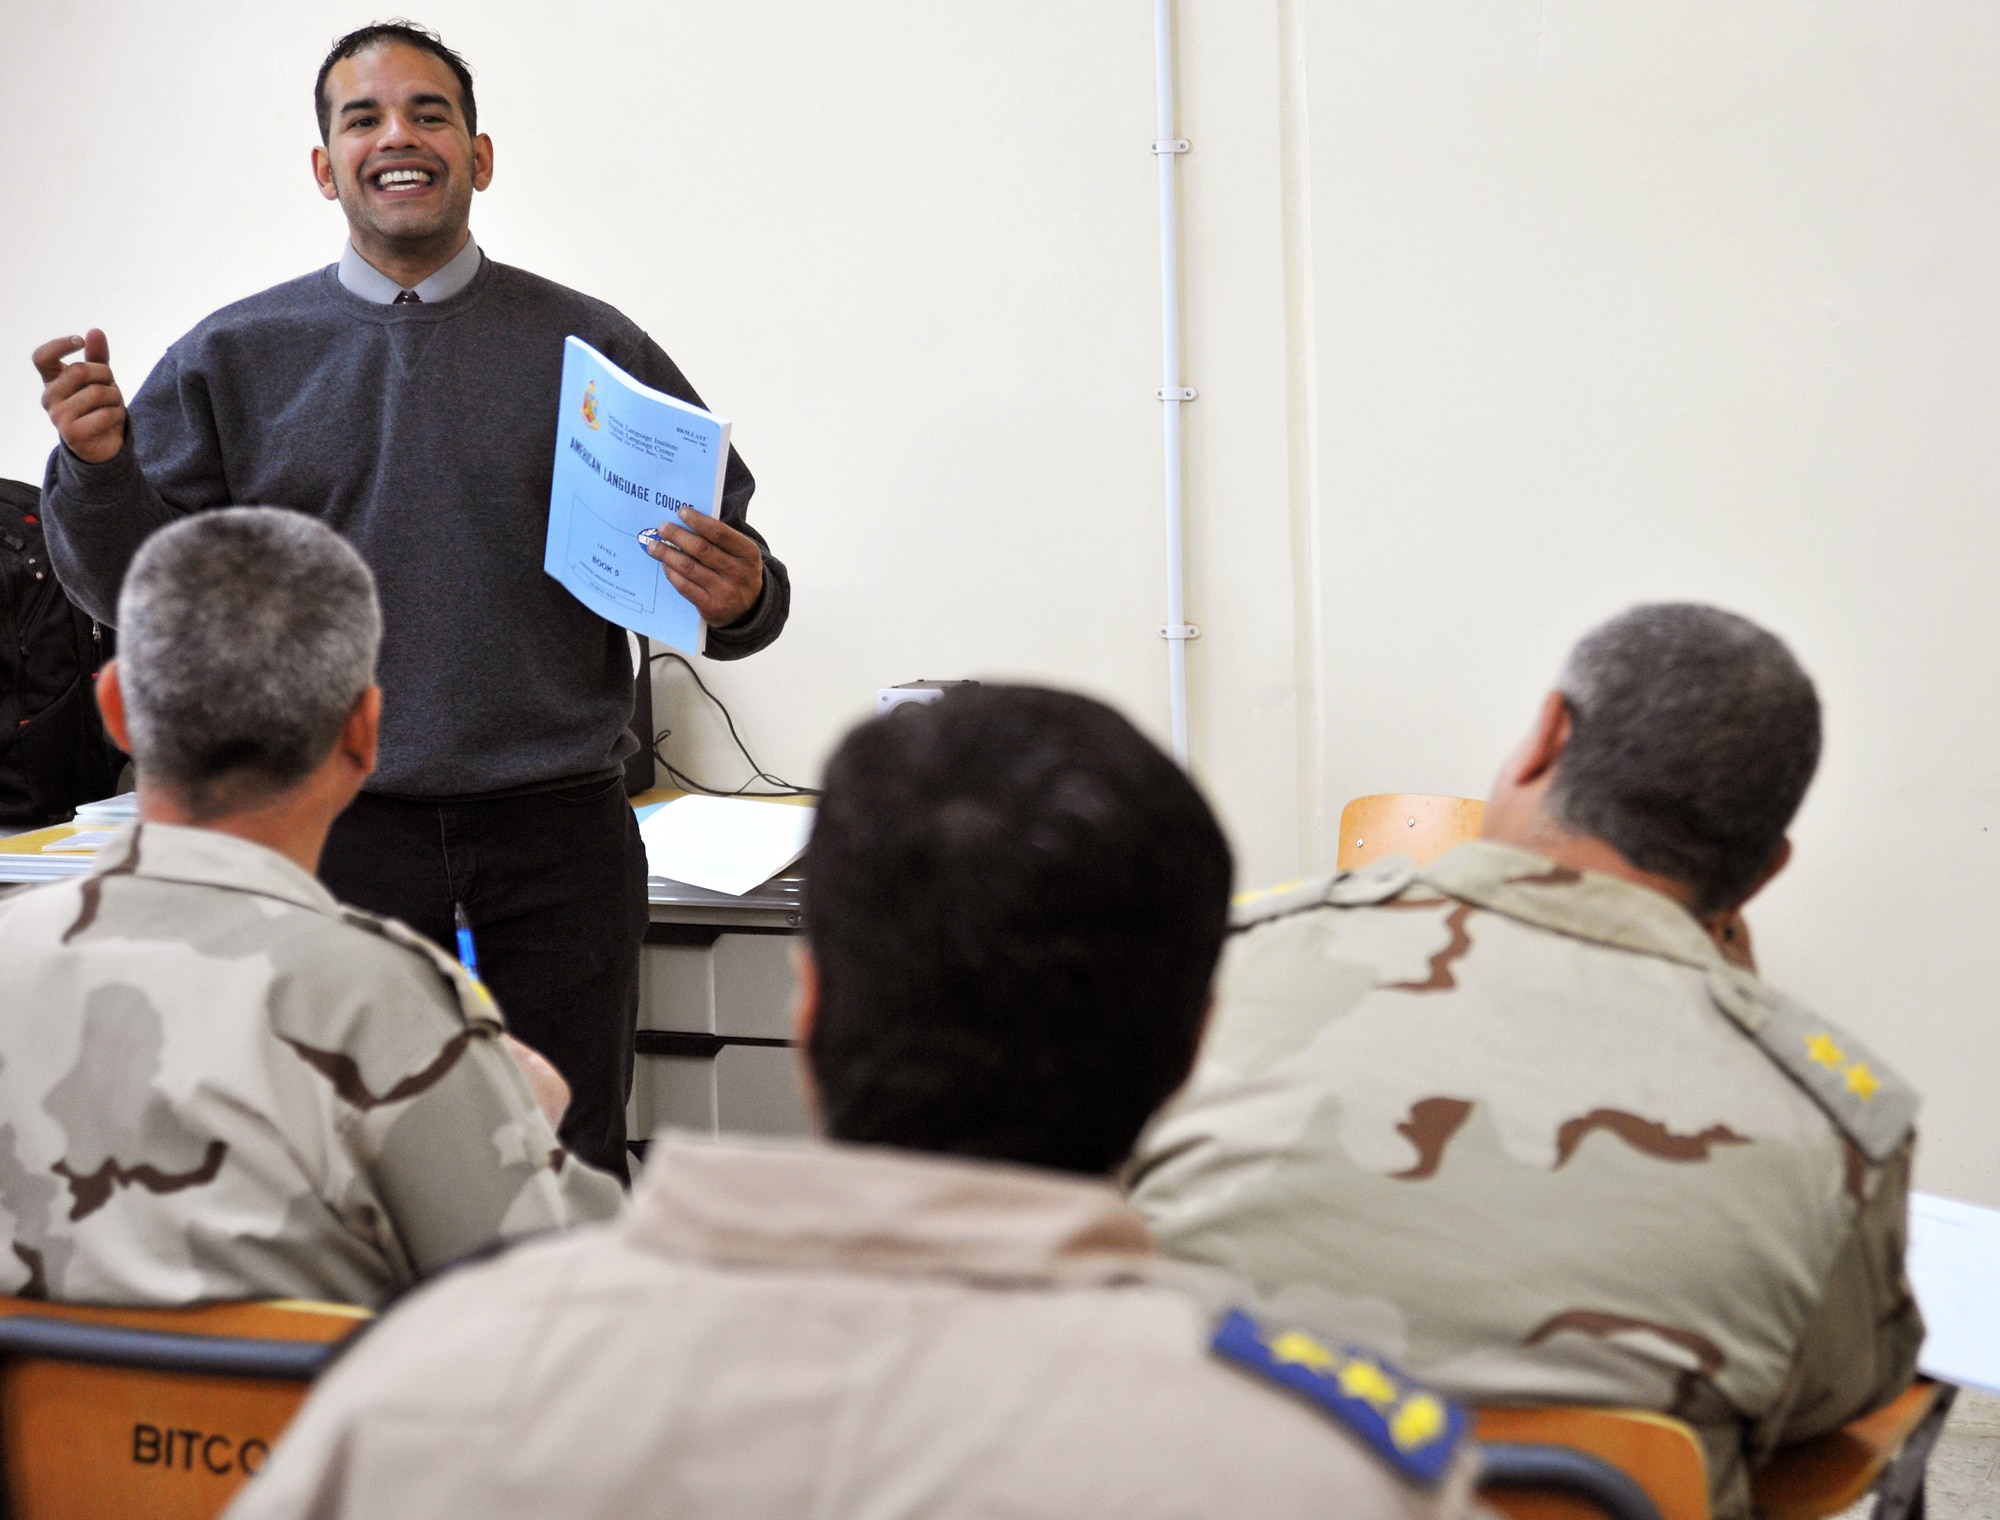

{"left": 35, "top": 794, "right": 142, "bottom": 859}
{"left": 72, "top": 793, "right": 137, "bottom": 827}
{"left": 639, "top": 796, "right": 814, "bottom": 896}
{"left": 42, "top": 830, "right": 116, "bottom": 855}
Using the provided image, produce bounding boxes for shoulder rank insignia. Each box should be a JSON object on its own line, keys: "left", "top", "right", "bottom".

{"left": 1211, "top": 1309, "right": 1466, "bottom": 1485}
{"left": 1231, "top": 857, "right": 1420, "bottom": 932}
{"left": 1705, "top": 967, "right": 1916, "bottom": 1163}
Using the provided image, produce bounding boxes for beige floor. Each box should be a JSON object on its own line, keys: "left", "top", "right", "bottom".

{"left": 1925, "top": 1390, "right": 2000, "bottom": 1520}
{"left": 1829, "top": 1389, "right": 2000, "bottom": 1520}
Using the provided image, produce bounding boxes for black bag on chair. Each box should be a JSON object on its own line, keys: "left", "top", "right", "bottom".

{"left": 0, "top": 478, "right": 123, "bottom": 828}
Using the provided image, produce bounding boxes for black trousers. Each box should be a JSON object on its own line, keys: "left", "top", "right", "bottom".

{"left": 318, "top": 774, "right": 647, "bottom": 1182}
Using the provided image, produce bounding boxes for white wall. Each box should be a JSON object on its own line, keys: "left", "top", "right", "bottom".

{"left": 1293, "top": 2, "right": 2000, "bottom": 1207}
{"left": 5, "top": 2, "right": 1997, "bottom": 1205}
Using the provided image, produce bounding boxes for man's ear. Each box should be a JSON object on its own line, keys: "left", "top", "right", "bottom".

{"left": 341, "top": 687, "right": 381, "bottom": 777}
{"left": 1482, "top": 690, "right": 1575, "bottom": 847}
{"left": 1732, "top": 837, "right": 1793, "bottom": 910}
{"left": 790, "top": 942, "right": 821, "bottom": 1049}
{"left": 1504, "top": 690, "right": 1573, "bottom": 789}
{"left": 312, "top": 145, "right": 339, "bottom": 202}
{"left": 789, "top": 943, "right": 824, "bottom": 1134}
{"left": 95, "top": 660, "right": 132, "bottom": 753}
{"left": 472, "top": 133, "right": 495, "bottom": 192}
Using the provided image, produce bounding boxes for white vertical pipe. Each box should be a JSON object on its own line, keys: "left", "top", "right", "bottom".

{"left": 1154, "top": 0, "right": 1191, "bottom": 767}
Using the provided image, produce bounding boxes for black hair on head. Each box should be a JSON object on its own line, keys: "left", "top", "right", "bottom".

{"left": 315, "top": 20, "right": 476, "bottom": 143}
{"left": 804, "top": 684, "right": 1234, "bottom": 1176}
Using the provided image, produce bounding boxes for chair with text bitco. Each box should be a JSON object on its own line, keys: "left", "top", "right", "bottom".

{"left": 0, "top": 1295, "right": 367, "bottom": 1520}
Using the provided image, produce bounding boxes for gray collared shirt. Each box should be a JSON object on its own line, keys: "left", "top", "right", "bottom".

{"left": 337, "top": 234, "right": 483, "bottom": 304}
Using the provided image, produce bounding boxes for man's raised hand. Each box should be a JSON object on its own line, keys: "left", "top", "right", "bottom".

{"left": 33, "top": 329, "right": 127, "bottom": 464}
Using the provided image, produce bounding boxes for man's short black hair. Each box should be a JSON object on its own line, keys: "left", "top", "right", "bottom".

{"left": 1550, "top": 603, "right": 1822, "bottom": 915}
{"left": 315, "top": 21, "right": 476, "bottom": 144}
{"left": 804, "top": 685, "right": 1234, "bottom": 1176}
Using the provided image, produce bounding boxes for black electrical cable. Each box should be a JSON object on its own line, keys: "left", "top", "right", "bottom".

{"left": 646, "top": 650, "right": 819, "bottom": 797}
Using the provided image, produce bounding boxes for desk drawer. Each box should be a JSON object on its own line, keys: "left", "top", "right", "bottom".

{"left": 629, "top": 1039, "right": 810, "bottom": 1140}
{"left": 717, "top": 1044, "right": 810, "bottom": 1135}
{"left": 639, "top": 930, "right": 797, "bottom": 1040}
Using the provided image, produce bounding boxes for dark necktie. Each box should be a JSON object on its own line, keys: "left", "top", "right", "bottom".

{"left": 393, "top": 289, "right": 423, "bottom": 305}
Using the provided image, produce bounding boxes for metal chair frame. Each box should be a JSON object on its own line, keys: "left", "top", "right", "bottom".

{"left": 0, "top": 1315, "right": 342, "bottom": 1381}
{"left": 1480, "top": 1441, "right": 1668, "bottom": 1520}
{"left": 1859, "top": 1383, "right": 1957, "bottom": 1520}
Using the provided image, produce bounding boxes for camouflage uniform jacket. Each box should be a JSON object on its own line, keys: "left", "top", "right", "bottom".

{"left": 229, "top": 1134, "right": 1485, "bottom": 1520}
{"left": 1129, "top": 841, "right": 1923, "bottom": 1520}
{"left": 0, "top": 821, "right": 625, "bottom": 1307}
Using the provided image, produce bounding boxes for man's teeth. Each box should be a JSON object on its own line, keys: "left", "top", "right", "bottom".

{"left": 375, "top": 170, "right": 434, "bottom": 189}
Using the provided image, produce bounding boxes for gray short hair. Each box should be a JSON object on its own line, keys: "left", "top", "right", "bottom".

{"left": 1548, "top": 604, "right": 1821, "bottom": 915}
{"left": 116, "top": 508, "right": 381, "bottom": 815}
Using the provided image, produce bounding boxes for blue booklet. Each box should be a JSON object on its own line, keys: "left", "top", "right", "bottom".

{"left": 544, "top": 336, "right": 731, "bottom": 655}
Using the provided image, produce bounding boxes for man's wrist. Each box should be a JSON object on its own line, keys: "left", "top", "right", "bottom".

{"left": 56, "top": 434, "right": 139, "bottom": 495}
{"left": 718, "top": 566, "right": 769, "bottom": 631}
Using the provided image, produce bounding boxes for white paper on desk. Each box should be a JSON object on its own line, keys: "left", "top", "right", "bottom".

{"left": 1909, "top": 1191, "right": 2000, "bottom": 1395}
{"left": 71, "top": 792, "right": 137, "bottom": 826}
{"left": 40, "top": 830, "right": 115, "bottom": 855}
{"left": 638, "top": 796, "right": 814, "bottom": 896}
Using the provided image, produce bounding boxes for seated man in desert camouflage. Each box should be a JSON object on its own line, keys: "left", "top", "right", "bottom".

{"left": 229, "top": 687, "right": 1480, "bottom": 1520}
{"left": 1129, "top": 603, "right": 1922, "bottom": 1520}
{"left": 0, "top": 507, "right": 623, "bottom": 1307}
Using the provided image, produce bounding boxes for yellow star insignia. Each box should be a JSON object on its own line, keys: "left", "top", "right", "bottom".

{"left": 1234, "top": 879, "right": 1305, "bottom": 907}
{"left": 1390, "top": 1393, "right": 1448, "bottom": 1451}
{"left": 1336, "top": 1358, "right": 1401, "bottom": 1409}
{"left": 1805, "top": 1032, "right": 1846, "bottom": 1068}
{"left": 1843, "top": 1062, "right": 1881, "bottom": 1101}
{"left": 1268, "top": 1330, "right": 1340, "bottom": 1375}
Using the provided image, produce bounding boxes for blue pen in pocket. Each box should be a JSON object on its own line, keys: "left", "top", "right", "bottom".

{"left": 453, "top": 903, "right": 481, "bottom": 980}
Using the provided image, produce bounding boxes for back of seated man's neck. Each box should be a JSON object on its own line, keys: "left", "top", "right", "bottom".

{"left": 1481, "top": 815, "right": 1702, "bottom": 916}
{"left": 137, "top": 783, "right": 331, "bottom": 878}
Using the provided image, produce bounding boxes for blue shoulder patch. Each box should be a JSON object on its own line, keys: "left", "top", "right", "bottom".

{"left": 1211, "top": 1309, "right": 1467, "bottom": 1486}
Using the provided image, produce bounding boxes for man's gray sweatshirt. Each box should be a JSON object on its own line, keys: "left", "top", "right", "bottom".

{"left": 41, "top": 257, "right": 789, "bottom": 796}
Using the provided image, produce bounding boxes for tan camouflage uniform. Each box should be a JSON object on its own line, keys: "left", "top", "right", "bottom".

{"left": 228, "top": 1133, "right": 1485, "bottom": 1520}
{"left": 0, "top": 821, "right": 625, "bottom": 1308}
{"left": 1129, "top": 841, "right": 1923, "bottom": 1520}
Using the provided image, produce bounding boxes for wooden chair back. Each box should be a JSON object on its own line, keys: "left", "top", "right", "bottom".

{"left": 1474, "top": 1406, "right": 1709, "bottom": 1520}
{"left": 1337, "top": 794, "right": 1485, "bottom": 872}
{"left": 0, "top": 1296, "right": 366, "bottom": 1520}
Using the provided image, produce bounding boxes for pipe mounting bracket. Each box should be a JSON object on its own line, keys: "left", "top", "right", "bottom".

{"left": 1159, "top": 624, "right": 1201, "bottom": 640}
{"left": 1151, "top": 138, "right": 1191, "bottom": 154}
{"left": 1155, "top": 386, "right": 1197, "bottom": 402}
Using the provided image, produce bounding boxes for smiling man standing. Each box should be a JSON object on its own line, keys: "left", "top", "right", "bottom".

{"left": 29, "top": 23, "right": 790, "bottom": 1180}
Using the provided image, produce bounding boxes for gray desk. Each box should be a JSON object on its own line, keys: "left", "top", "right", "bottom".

{"left": 0, "top": 843, "right": 810, "bottom": 1146}
{"left": 631, "top": 875, "right": 810, "bottom": 1144}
